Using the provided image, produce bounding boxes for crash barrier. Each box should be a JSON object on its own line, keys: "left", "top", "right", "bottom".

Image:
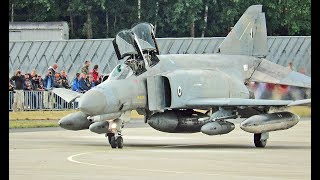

{"left": 9, "top": 90, "right": 78, "bottom": 111}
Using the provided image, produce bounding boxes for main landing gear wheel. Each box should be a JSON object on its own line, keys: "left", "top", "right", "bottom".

{"left": 106, "top": 133, "right": 113, "bottom": 144}
{"left": 254, "top": 133, "right": 267, "bottom": 148}
{"left": 117, "top": 136, "right": 123, "bottom": 149}
{"left": 110, "top": 136, "right": 117, "bottom": 148}
{"left": 106, "top": 133, "right": 123, "bottom": 149}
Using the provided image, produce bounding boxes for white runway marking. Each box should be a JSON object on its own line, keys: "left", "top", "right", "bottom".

{"left": 67, "top": 151, "right": 224, "bottom": 176}
{"left": 66, "top": 149, "right": 264, "bottom": 179}
{"left": 67, "top": 151, "right": 105, "bottom": 167}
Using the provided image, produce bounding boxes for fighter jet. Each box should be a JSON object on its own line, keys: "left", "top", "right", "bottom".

{"left": 56, "top": 5, "right": 311, "bottom": 149}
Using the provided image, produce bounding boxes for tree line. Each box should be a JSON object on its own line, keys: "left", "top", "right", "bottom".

{"left": 9, "top": 0, "right": 310, "bottom": 39}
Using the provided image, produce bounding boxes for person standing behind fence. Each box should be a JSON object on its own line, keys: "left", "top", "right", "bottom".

{"left": 71, "top": 73, "right": 81, "bottom": 92}
{"left": 10, "top": 69, "right": 25, "bottom": 111}
{"left": 81, "top": 61, "right": 91, "bottom": 75}
{"left": 79, "top": 73, "right": 90, "bottom": 92}
{"left": 37, "top": 75, "right": 45, "bottom": 91}
{"left": 31, "top": 74, "right": 45, "bottom": 109}
{"left": 48, "top": 63, "right": 58, "bottom": 76}
{"left": 24, "top": 74, "right": 35, "bottom": 109}
{"left": 91, "top": 64, "right": 100, "bottom": 85}
{"left": 30, "top": 69, "right": 37, "bottom": 79}
{"left": 24, "top": 74, "right": 33, "bottom": 91}
{"left": 43, "top": 70, "right": 54, "bottom": 109}
{"left": 60, "top": 70, "right": 71, "bottom": 89}
{"left": 53, "top": 73, "right": 64, "bottom": 88}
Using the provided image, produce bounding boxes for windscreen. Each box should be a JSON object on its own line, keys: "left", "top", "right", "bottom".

{"left": 108, "top": 63, "right": 133, "bottom": 80}
{"left": 131, "top": 23, "right": 157, "bottom": 51}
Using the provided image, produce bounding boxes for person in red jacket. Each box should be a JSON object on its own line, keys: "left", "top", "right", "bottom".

{"left": 91, "top": 64, "right": 100, "bottom": 85}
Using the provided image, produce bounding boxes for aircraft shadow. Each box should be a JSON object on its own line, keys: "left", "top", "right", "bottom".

{"left": 124, "top": 143, "right": 310, "bottom": 150}
{"left": 68, "top": 141, "right": 310, "bottom": 150}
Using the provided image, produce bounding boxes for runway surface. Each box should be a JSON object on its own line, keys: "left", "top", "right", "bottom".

{"left": 10, "top": 119, "right": 311, "bottom": 180}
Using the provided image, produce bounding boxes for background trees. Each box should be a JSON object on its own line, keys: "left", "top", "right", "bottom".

{"left": 9, "top": 0, "right": 311, "bottom": 38}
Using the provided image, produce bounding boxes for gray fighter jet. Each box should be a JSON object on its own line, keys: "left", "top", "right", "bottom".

{"left": 56, "top": 5, "right": 311, "bottom": 148}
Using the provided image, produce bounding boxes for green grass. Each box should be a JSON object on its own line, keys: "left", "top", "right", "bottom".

{"left": 288, "top": 106, "right": 311, "bottom": 117}
{"left": 9, "top": 110, "right": 77, "bottom": 120}
{"left": 9, "top": 120, "right": 59, "bottom": 129}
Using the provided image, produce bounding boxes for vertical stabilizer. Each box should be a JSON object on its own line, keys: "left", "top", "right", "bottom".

{"left": 218, "top": 5, "right": 268, "bottom": 57}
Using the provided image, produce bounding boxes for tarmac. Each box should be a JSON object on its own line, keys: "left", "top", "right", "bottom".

{"left": 9, "top": 118, "right": 311, "bottom": 180}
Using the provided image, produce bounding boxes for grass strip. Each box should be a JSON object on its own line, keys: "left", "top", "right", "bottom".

{"left": 9, "top": 120, "right": 59, "bottom": 129}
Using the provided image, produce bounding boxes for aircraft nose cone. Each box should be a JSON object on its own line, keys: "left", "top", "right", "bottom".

{"left": 79, "top": 90, "right": 107, "bottom": 115}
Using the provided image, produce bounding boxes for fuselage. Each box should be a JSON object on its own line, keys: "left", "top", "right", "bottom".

{"left": 79, "top": 54, "right": 261, "bottom": 116}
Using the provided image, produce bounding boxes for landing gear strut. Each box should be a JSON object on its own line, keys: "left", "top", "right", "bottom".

{"left": 254, "top": 132, "right": 269, "bottom": 148}
{"left": 106, "top": 133, "right": 123, "bottom": 149}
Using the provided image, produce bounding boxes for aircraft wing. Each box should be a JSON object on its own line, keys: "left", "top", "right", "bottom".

{"left": 186, "top": 98, "right": 311, "bottom": 109}
{"left": 52, "top": 88, "right": 83, "bottom": 103}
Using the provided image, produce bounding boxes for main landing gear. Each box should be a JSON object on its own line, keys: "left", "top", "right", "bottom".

{"left": 106, "top": 133, "right": 123, "bottom": 149}
{"left": 254, "top": 132, "right": 269, "bottom": 148}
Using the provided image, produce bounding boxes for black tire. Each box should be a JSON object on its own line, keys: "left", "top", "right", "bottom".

{"left": 254, "top": 133, "right": 267, "bottom": 148}
{"left": 110, "top": 136, "right": 117, "bottom": 148}
{"left": 117, "top": 136, "right": 123, "bottom": 149}
{"left": 106, "top": 133, "right": 114, "bottom": 145}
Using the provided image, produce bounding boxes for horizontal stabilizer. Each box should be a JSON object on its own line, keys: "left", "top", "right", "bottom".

{"left": 250, "top": 59, "right": 311, "bottom": 88}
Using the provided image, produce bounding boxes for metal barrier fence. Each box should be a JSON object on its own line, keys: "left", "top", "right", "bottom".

{"left": 9, "top": 90, "right": 78, "bottom": 111}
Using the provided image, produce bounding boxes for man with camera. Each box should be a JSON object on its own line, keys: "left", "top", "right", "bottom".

{"left": 43, "top": 70, "right": 55, "bottom": 109}
{"left": 10, "top": 69, "right": 25, "bottom": 111}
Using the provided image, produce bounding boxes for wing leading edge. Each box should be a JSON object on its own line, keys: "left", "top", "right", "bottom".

{"left": 186, "top": 98, "right": 311, "bottom": 109}
{"left": 52, "top": 88, "right": 83, "bottom": 103}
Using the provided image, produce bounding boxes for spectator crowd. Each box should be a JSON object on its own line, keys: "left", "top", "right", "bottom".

{"left": 9, "top": 61, "right": 104, "bottom": 112}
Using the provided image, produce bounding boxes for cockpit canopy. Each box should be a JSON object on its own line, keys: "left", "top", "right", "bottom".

{"left": 112, "top": 22, "right": 160, "bottom": 76}
{"left": 113, "top": 30, "right": 138, "bottom": 59}
{"left": 131, "top": 22, "right": 158, "bottom": 52}
{"left": 113, "top": 22, "right": 159, "bottom": 60}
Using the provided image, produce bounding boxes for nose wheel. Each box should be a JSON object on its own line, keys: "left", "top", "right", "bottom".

{"left": 106, "top": 133, "right": 123, "bottom": 149}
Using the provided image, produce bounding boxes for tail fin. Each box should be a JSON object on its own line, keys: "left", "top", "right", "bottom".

{"left": 218, "top": 5, "right": 268, "bottom": 58}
